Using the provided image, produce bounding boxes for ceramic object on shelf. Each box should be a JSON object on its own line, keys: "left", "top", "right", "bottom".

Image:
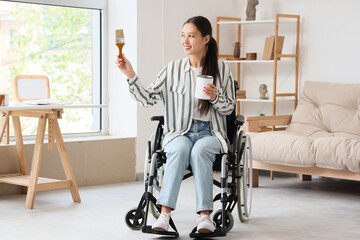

{"left": 233, "top": 42, "right": 241, "bottom": 58}
{"left": 259, "top": 83, "right": 269, "bottom": 100}
{"left": 246, "top": 0, "right": 259, "bottom": 21}
{"left": 246, "top": 52, "right": 257, "bottom": 60}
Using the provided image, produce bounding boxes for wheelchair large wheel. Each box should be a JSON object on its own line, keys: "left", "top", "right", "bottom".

{"left": 243, "top": 135, "right": 252, "bottom": 217}
{"left": 143, "top": 134, "right": 155, "bottom": 183}
{"left": 143, "top": 134, "right": 161, "bottom": 219}
{"left": 149, "top": 190, "right": 160, "bottom": 219}
{"left": 235, "top": 129, "right": 246, "bottom": 222}
{"left": 236, "top": 134, "right": 253, "bottom": 221}
{"left": 212, "top": 210, "right": 234, "bottom": 232}
{"left": 125, "top": 208, "right": 145, "bottom": 230}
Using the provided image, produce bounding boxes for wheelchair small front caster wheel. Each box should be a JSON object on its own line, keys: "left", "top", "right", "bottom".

{"left": 212, "top": 210, "right": 234, "bottom": 232}
{"left": 125, "top": 207, "right": 145, "bottom": 230}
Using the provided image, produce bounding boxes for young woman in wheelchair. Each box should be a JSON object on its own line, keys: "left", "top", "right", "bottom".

{"left": 116, "top": 16, "right": 236, "bottom": 234}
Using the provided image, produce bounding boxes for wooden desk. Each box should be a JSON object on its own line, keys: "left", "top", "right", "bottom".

{"left": 0, "top": 103, "right": 92, "bottom": 209}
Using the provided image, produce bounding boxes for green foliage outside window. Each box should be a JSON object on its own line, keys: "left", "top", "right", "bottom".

{"left": 0, "top": 2, "right": 97, "bottom": 135}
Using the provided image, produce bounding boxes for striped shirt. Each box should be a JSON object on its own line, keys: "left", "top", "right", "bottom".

{"left": 128, "top": 56, "right": 236, "bottom": 152}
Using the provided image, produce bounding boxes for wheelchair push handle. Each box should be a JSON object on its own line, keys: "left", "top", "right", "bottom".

{"left": 235, "top": 115, "right": 244, "bottom": 126}
{"left": 151, "top": 116, "right": 164, "bottom": 124}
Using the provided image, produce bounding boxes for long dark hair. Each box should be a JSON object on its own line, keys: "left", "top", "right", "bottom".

{"left": 184, "top": 16, "right": 219, "bottom": 116}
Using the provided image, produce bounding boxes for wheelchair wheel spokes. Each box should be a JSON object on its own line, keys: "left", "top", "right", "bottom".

{"left": 242, "top": 138, "right": 248, "bottom": 217}
{"left": 236, "top": 156, "right": 245, "bottom": 222}
{"left": 144, "top": 134, "right": 156, "bottom": 183}
{"left": 235, "top": 130, "right": 245, "bottom": 222}
{"left": 149, "top": 193, "right": 160, "bottom": 219}
{"left": 234, "top": 128, "right": 245, "bottom": 165}
{"left": 149, "top": 177, "right": 161, "bottom": 219}
{"left": 125, "top": 208, "right": 145, "bottom": 230}
{"left": 235, "top": 131, "right": 253, "bottom": 222}
{"left": 237, "top": 134, "right": 253, "bottom": 221}
{"left": 244, "top": 135, "right": 253, "bottom": 218}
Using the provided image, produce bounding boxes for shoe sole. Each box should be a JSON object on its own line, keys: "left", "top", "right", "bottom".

{"left": 197, "top": 228, "right": 214, "bottom": 233}
{"left": 152, "top": 227, "right": 168, "bottom": 232}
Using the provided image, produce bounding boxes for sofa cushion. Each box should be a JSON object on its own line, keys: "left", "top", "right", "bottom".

{"left": 314, "top": 137, "right": 360, "bottom": 172}
{"left": 248, "top": 81, "right": 360, "bottom": 173}
{"left": 286, "top": 81, "right": 360, "bottom": 138}
{"left": 249, "top": 131, "right": 315, "bottom": 167}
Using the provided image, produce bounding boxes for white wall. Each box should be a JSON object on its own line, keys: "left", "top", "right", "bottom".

{"left": 238, "top": 0, "right": 360, "bottom": 116}
{"left": 107, "top": 0, "right": 137, "bottom": 138}
{"left": 260, "top": 0, "right": 360, "bottom": 84}
{"left": 135, "top": 0, "right": 164, "bottom": 175}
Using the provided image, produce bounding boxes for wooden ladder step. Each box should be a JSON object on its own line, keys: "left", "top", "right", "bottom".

{"left": 0, "top": 174, "right": 72, "bottom": 191}
{"left": 277, "top": 54, "right": 297, "bottom": 58}
{"left": 275, "top": 93, "right": 296, "bottom": 97}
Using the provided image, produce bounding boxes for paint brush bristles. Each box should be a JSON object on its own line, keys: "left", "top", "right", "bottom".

{"left": 115, "top": 29, "right": 125, "bottom": 43}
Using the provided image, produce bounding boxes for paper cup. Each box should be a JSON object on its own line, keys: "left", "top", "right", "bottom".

{"left": 195, "top": 75, "right": 213, "bottom": 100}
{"left": 0, "top": 94, "right": 9, "bottom": 106}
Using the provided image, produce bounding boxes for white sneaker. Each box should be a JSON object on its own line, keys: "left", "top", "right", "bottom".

{"left": 152, "top": 212, "right": 170, "bottom": 231}
{"left": 197, "top": 215, "right": 216, "bottom": 233}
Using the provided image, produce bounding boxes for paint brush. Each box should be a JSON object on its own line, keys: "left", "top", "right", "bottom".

{"left": 115, "top": 29, "right": 125, "bottom": 58}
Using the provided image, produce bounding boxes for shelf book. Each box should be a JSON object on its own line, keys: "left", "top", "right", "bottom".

{"left": 262, "top": 35, "right": 285, "bottom": 60}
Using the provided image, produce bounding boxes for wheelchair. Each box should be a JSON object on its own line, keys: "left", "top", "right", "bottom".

{"left": 125, "top": 90, "right": 253, "bottom": 238}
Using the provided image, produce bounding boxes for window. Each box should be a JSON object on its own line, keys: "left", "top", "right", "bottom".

{"left": 0, "top": 0, "right": 103, "bottom": 136}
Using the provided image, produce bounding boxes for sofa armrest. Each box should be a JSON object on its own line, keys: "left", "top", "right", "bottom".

{"left": 246, "top": 115, "right": 292, "bottom": 132}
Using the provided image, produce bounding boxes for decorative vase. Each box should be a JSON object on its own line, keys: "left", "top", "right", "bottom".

{"left": 233, "top": 42, "right": 241, "bottom": 58}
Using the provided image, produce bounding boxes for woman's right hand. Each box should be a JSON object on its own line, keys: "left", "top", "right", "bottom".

{"left": 115, "top": 54, "right": 136, "bottom": 80}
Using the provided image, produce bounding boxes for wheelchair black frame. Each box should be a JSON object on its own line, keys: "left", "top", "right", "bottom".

{"left": 126, "top": 80, "right": 248, "bottom": 238}
{"left": 131, "top": 113, "right": 246, "bottom": 238}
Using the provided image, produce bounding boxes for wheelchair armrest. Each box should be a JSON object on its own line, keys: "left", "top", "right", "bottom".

{"left": 151, "top": 115, "right": 164, "bottom": 124}
{"left": 235, "top": 115, "right": 245, "bottom": 126}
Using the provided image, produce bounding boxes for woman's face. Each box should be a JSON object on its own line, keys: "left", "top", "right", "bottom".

{"left": 181, "top": 23, "right": 210, "bottom": 57}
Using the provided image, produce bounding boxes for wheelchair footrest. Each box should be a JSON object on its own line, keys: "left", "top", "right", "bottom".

{"left": 142, "top": 225, "right": 179, "bottom": 237}
{"left": 189, "top": 227, "right": 226, "bottom": 238}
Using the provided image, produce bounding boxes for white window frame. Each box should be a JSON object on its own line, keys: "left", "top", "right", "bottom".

{"left": 2, "top": 0, "right": 109, "bottom": 139}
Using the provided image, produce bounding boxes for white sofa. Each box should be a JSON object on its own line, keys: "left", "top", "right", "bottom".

{"left": 246, "top": 81, "right": 360, "bottom": 187}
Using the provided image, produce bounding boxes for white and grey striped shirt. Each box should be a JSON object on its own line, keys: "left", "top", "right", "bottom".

{"left": 128, "top": 57, "right": 236, "bottom": 152}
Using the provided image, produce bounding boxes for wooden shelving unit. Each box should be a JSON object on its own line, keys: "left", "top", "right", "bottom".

{"left": 216, "top": 14, "right": 301, "bottom": 116}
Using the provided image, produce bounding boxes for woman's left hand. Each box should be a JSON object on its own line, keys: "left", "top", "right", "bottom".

{"left": 204, "top": 84, "right": 217, "bottom": 101}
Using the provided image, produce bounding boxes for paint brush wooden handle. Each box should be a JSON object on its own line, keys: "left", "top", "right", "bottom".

{"left": 116, "top": 43, "right": 125, "bottom": 58}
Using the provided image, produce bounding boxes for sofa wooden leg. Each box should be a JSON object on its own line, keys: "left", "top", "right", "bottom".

{"left": 252, "top": 169, "right": 259, "bottom": 187}
{"left": 270, "top": 170, "right": 274, "bottom": 180}
{"left": 300, "top": 174, "right": 312, "bottom": 181}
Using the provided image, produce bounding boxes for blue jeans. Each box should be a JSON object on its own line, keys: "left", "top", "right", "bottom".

{"left": 157, "top": 120, "right": 221, "bottom": 213}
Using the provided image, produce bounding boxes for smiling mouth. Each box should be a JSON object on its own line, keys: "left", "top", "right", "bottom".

{"left": 184, "top": 45, "right": 191, "bottom": 50}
